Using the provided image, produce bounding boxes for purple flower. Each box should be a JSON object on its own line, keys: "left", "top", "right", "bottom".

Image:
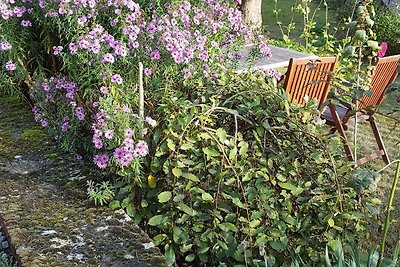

{"left": 101, "top": 53, "right": 115, "bottom": 63}
{"left": 124, "top": 128, "right": 134, "bottom": 137}
{"left": 113, "top": 147, "right": 126, "bottom": 160}
{"left": 93, "top": 153, "right": 109, "bottom": 169}
{"left": 182, "top": 68, "right": 191, "bottom": 79}
{"left": 68, "top": 43, "right": 78, "bottom": 54}
{"left": 0, "top": 41, "right": 12, "bottom": 51}
{"left": 40, "top": 119, "right": 48, "bottom": 127}
{"left": 144, "top": 68, "right": 152, "bottom": 76}
{"left": 120, "top": 153, "right": 133, "bottom": 166}
{"left": 93, "top": 137, "right": 103, "bottom": 149}
{"left": 61, "top": 122, "right": 70, "bottom": 132}
{"left": 111, "top": 74, "right": 123, "bottom": 84}
{"left": 77, "top": 16, "right": 87, "bottom": 25}
{"left": 21, "top": 20, "right": 32, "bottom": 27}
{"left": 100, "top": 86, "right": 109, "bottom": 94}
{"left": 150, "top": 50, "right": 160, "bottom": 60}
{"left": 52, "top": 45, "right": 63, "bottom": 55}
{"left": 76, "top": 154, "right": 83, "bottom": 160}
{"left": 396, "top": 95, "right": 400, "bottom": 104}
{"left": 122, "top": 105, "right": 131, "bottom": 113}
{"left": 75, "top": 106, "right": 85, "bottom": 121}
{"left": 145, "top": 116, "right": 157, "bottom": 127}
{"left": 5, "top": 60, "right": 16, "bottom": 71}
{"left": 135, "top": 140, "right": 148, "bottom": 157}
{"left": 104, "top": 130, "right": 113, "bottom": 139}
{"left": 259, "top": 41, "right": 272, "bottom": 58}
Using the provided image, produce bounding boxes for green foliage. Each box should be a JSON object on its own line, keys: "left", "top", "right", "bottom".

{"left": 86, "top": 180, "right": 115, "bottom": 206}
{"left": 374, "top": 8, "right": 400, "bottom": 56}
{"left": 109, "top": 70, "right": 379, "bottom": 266}
{"left": 0, "top": 251, "right": 17, "bottom": 267}
{"left": 291, "top": 238, "right": 400, "bottom": 267}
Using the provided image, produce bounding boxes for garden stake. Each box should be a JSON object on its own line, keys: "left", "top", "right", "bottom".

{"left": 378, "top": 159, "right": 400, "bottom": 267}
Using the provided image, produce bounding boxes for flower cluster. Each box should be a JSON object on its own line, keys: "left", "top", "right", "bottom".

{"left": 1, "top": 0, "right": 269, "bottom": 173}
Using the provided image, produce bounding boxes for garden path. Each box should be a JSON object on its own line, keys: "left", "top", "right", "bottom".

{"left": 0, "top": 96, "right": 167, "bottom": 267}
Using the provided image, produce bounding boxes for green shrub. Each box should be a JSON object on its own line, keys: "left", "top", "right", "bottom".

{"left": 106, "top": 69, "right": 378, "bottom": 266}
{"left": 374, "top": 8, "right": 400, "bottom": 56}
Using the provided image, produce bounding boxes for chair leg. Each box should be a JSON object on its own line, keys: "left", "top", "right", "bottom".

{"left": 368, "top": 115, "right": 390, "bottom": 165}
{"left": 328, "top": 104, "right": 354, "bottom": 162}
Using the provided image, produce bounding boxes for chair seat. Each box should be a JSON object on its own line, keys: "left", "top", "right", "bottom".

{"left": 322, "top": 104, "right": 349, "bottom": 126}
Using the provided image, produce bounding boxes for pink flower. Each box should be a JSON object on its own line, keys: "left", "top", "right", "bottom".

{"left": 124, "top": 128, "right": 134, "bottom": 137}
{"left": 144, "top": 68, "right": 152, "bottom": 76}
{"left": 111, "top": 74, "right": 123, "bottom": 84}
{"left": 5, "top": 60, "right": 16, "bottom": 71}
{"left": 378, "top": 42, "right": 388, "bottom": 58}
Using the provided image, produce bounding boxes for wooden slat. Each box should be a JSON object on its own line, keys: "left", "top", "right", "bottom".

{"left": 283, "top": 57, "right": 337, "bottom": 108}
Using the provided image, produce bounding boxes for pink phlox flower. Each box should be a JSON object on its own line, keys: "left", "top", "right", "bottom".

{"left": 40, "top": 119, "right": 48, "bottom": 127}
{"left": 21, "top": 20, "right": 32, "bottom": 27}
{"left": 5, "top": 60, "right": 16, "bottom": 71}
{"left": 378, "top": 42, "right": 388, "bottom": 58}
{"left": 52, "top": 45, "right": 63, "bottom": 56}
{"left": 111, "top": 74, "right": 123, "bottom": 84}
{"left": 124, "top": 128, "right": 134, "bottom": 137}
{"left": 144, "top": 68, "right": 152, "bottom": 76}
{"left": 104, "top": 130, "right": 113, "bottom": 139}
{"left": 135, "top": 140, "right": 148, "bottom": 157}
{"left": 258, "top": 41, "right": 272, "bottom": 58}
{"left": 100, "top": 86, "right": 109, "bottom": 94}
{"left": 101, "top": 53, "right": 115, "bottom": 63}
{"left": 0, "top": 41, "right": 12, "bottom": 50}
{"left": 145, "top": 116, "right": 157, "bottom": 127}
{"left": 150, "top": 50, "right": 161, "bottom": 60}
{"left": 93, "top": 153, "right": 109, "bottom": 169}
{"left": 113, "top": 147, "right": 126, "bottom": 160}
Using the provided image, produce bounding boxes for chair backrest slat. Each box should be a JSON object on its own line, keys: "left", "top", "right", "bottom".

{"left": 283, "top": 57, "right": 338, "bottom": 108}
{"left": 359, "top": 54, "right": 400, "bottom": 109}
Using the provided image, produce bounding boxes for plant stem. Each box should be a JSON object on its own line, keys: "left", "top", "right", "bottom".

{"left": 139, "top": 61, "right": 144, "bottom": 138}
{"left": 378, "top": 160, "right": 400, "bottom": 266}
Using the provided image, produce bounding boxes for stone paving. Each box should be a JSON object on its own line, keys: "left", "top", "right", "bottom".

{"left": 0, "top": 96, "right": 167, "bottom": 267}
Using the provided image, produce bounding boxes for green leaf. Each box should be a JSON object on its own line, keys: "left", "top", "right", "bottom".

{"left": 203, "top": 147, "right": 220, "bottom": 157}
{"left": 269, "top": 240, "right": 286, "bottom": 252}
{"left": 148, "top": 215, "right": 165, "bottom": 226}
{"left": 126, "top": 204, "right": 135, "bottom": 217}
{"left": 108, "top": 200, "right": 120, "bottom": 210}
{"left": 185, "top": 254, "right": 196, "bottom": 262}
{"left": 201, "top": 192, "right": 213, "bottom": 202}
{"left": 219, "top": 222, "right": 238, "bottom": 232}
{"left": 178, "top": 202, "right": 194, "bottom": 216}
{"left": 343, "top": 46, "right": 356, "bottom": 57}
{"left": 367, "top": 40, "right": 379, "bottom": 50}
{"left": 158, "top": 191, "right": 172, "bottom": 203}
{"left": 232, "top": 197, "right": 244, "bottom": 208}
{"left": 172, "top": 167, "right": 182, "bottom": 177}
{"left": 328, "top": 218, "right": 335, "bottom": 227}
{"left": 278, "top": 182, "right": 297, "bottom": 191}
{"left": 182, "top": 172, "right": 199, "bottom": 182}
{"left": 167, "top": 139, "right": 176, "bottom": 151}
{"left": 239, "top": 142, "right": 248, "bottom": 156}
{"left": 216, "top": 128, "right": 227, "bottom": 143}
{"left": 152, "top": 234, "right": 168, "bottom": 246}
{"left": 354, "top": 29, "right": 367, "bottom": 42}
{"left": 165, "top": 245, "right": 176, "bottom": 264}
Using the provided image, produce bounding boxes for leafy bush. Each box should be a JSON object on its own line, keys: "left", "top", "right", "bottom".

{"left": 0, "top": 0, "right": 381, "bottom": 266}
{"left": 105, "top": 69, "right": 377, "bottom": 266}
{"left": 374, "top": 8, "right": 400, "bottom": 56}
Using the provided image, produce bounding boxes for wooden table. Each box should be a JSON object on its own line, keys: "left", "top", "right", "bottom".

{"left": 236, "top": 44, "right": 317, "bottom": 73}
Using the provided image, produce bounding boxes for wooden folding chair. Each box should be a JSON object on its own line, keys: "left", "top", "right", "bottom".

{"left": 282, "top": 56, "right": 338, "bottom": 108}
{"left": 323, "top": 54, "right": 400, "bottom": 166}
